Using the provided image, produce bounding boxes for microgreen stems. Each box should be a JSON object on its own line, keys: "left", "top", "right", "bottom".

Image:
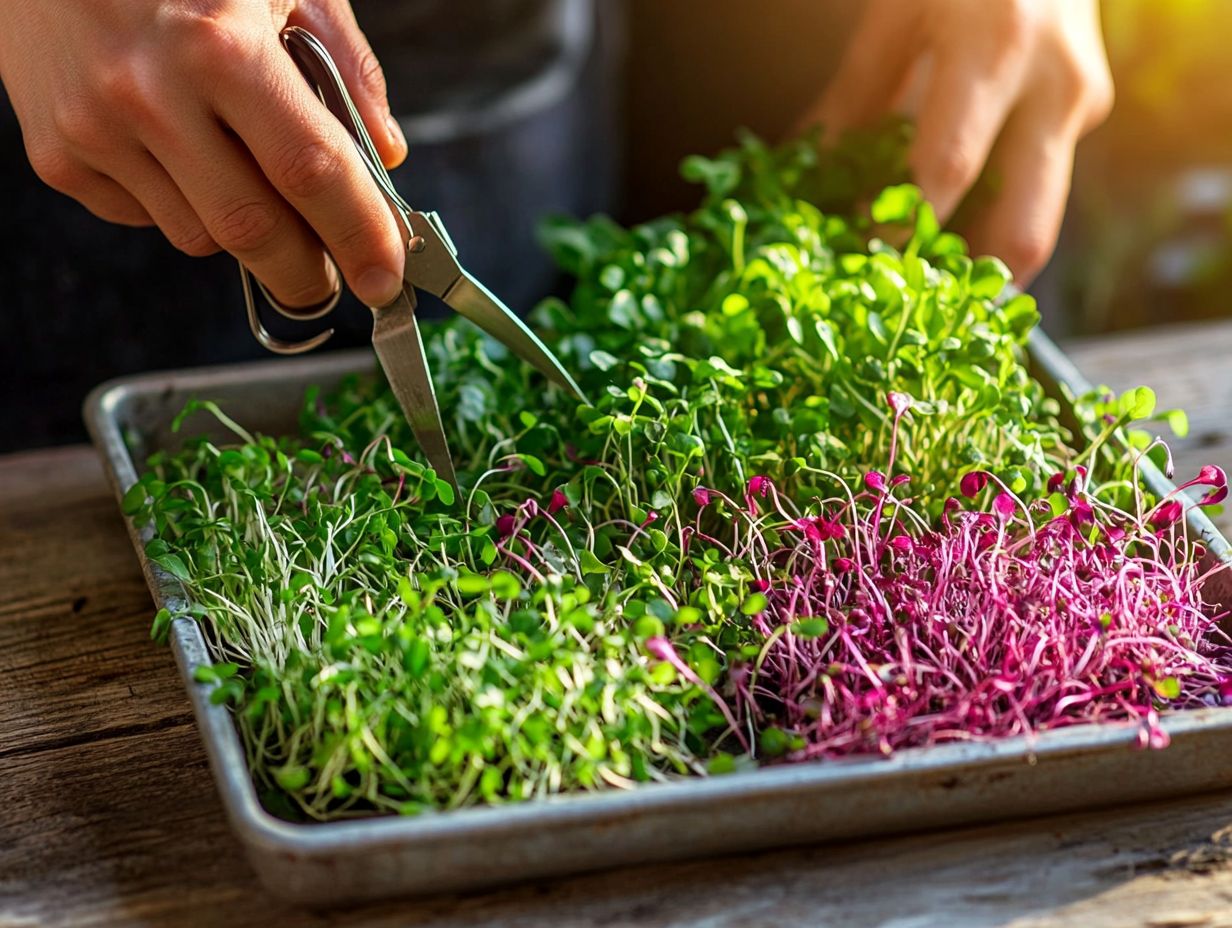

{"left": 695, "top": 397, "right": 1232, "bottom": 761}
{"left": 125, "top": 129, "right": 1224, "bottom": 820}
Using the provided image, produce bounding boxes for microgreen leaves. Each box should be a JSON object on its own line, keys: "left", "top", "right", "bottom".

{"left": 130, "top": 127, "right": 1230, "bottom": 821}
{"left": 708, "top": 400, "right": 1232, "bottom": 760}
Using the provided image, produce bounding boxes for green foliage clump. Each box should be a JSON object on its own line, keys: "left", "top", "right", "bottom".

{"left": 126, "top": 129, "right": 1186, "bottom": 819}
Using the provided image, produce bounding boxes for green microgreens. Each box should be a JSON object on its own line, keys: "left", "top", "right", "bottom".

{"left": 125, "top": 126, "right": 1202, "bottom": 820}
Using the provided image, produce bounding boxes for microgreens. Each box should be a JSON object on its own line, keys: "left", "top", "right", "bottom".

{"left": 125, "top": 127, "right": 1223, "bottom": 820}
{"left": 674, "top": 395, "right": 1232, "bottom": 759}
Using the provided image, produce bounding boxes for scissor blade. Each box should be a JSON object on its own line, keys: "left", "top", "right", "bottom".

{"left": 441, "top": 272, "right": 585, "bottom": 400}
{"left": 371, "top": 292, "right": 458, "bottom": 490}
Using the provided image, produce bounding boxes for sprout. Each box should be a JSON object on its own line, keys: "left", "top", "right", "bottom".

{"left": 1150, "top": 500, "right": 1185, "bottom": 532}
{"left": 992, "top": 492, "right": 1017, "bottom": 520}
{"left": 495, "top": 514, "right": 517, "bottom": 538}
{"left": 886, "top": 392, "right": 913, "bottom": 417}
{"left": 960, "top": 471, "right": 989, "bottom": 498}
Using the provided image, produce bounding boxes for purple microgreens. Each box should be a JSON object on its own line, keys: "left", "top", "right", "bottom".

{"left": 495, "top": 514, "right": 517, "bottom": 539}
{"left": 689, "top": 394, "right": 1232, "bottom": 763}
{"left": 886, "top": 391, "right": 913, "bottom": 418}
{"left": 746, "top": 475, "right": 772, "bottom": 513}
{"left": 1149, "top": 500, "right": 1185, "bottom": 532}
{"left": 1144, "top": 462, "right": 1227, "bottom": 530}
{"left": 960, "top": 471, "right": 989, "bottom": 498}
{"left": 547, "top": 488, "right": 569, "bottom": 515}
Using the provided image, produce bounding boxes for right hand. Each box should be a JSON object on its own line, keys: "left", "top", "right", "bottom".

{"left": 0, "top": 0, "right": 409, "bottom": 309}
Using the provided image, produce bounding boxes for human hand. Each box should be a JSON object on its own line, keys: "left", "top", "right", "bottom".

{"left": 799, "top": 0, "right": 1114, "bottom": 284}
{"left": 0, "top": 0, "right": 408, "bottom": 309}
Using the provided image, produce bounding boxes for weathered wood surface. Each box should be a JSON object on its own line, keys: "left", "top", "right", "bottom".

{"left": 5, "top": 322, "right": 1232, "bottom": 928}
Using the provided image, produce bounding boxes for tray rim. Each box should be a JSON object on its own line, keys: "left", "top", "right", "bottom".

{"left": 82, "top": 329, "right": 1232, "bottom": 862}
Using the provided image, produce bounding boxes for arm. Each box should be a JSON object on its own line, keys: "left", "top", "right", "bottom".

{"left": 0, "top": 0, "right": 409, "bottom": 309}
{"left": 799, "top": 0, "right": 1114, "bottom": 284}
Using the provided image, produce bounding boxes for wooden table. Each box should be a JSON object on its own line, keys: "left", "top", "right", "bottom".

{"left": 7, "top": 321, "right": 1232, "bottom": 928}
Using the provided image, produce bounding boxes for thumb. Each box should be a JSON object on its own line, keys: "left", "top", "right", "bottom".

{"left": 290, "top": 2, "right": 408, "bottom": 170}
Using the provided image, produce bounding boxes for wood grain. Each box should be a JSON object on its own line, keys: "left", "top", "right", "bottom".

{"left": 4, "top": 323, "right": 1232, "bottom": 927}
{"left": 0, "top": 449, "right": 192, "bottom": 758}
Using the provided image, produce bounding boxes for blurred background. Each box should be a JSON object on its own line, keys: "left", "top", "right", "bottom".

{"left": 1037, "top": 0, "right": 1232, "bottom": 337}
{"left": 0, "top": 0, "right": 1229, "bottom": 451}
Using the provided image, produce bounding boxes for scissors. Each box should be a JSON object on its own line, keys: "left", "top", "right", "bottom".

{"left": 239, "top": 26, "right": 584, "bottom": 491}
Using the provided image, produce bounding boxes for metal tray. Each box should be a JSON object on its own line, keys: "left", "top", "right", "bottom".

{"left": 83, "top": 331, "right": 1232, "bottom": 905}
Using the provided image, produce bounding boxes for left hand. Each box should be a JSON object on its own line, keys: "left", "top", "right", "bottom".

{"left": 798, "top": 0, "right": 1114, "bottom": 284}
{"left": 0, "top": 0, "right": 410, "bottom": 310}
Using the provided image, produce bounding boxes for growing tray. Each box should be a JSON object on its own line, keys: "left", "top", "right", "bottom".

{"left": 84, "top": 330, "right": 1232, "bottom": 905}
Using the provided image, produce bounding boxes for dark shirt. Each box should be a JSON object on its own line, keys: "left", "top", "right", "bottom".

{"left": 357, "top": 0, "right": 578, "bottom": 120}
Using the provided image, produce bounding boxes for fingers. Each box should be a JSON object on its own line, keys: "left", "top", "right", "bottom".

{"left": 963, "top": 103, "right": 1077, "bottom": 285}
{"left": 25, "top": 130, "right": 217, "bottom": 247}
{"left": 907, "top": 42, "right": 1030, "bottom": 221}
{"left": 5, "top": 0, "right": 405, "bottom": 308}
{"left": 209, "top": 38, "right": 405, "bottom": 307}
{"left": 290, "top": 1, "right": 407, "bottom": 169}
{"left": 143, "top": 117, "right": 339, "bottom": 306}
{"left": 67, "top": 169, "right": 154, "bottom": 228}
{"left": 796, "top": 0, "right": 920, "bottom": 138}
{"left": 99, "top": 151, "right": 226, "bottom": 257}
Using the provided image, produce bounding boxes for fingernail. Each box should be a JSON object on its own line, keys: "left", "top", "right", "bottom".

{"left": 386, "top": 114, "right": 407, "bottom": 161}
{"left": 356, "top": 267, "right": 403, "bottom": 307}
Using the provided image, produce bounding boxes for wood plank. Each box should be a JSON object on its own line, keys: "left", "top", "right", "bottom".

{"left": 378, "top": 793, "right": 1232, "bottom": 928}
{"left": 8, "top": 696, "right": 1232, "bottom": 928}
{"left": 0, "top": 446, "right": 118, "bottom": 512}
{"left": 0, "top": 448, "right": 192, "bottom": 755}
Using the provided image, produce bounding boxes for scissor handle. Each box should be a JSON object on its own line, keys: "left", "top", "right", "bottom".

{"left": 281, "top": 27, "right": 416, "bottom": 226}
{"left": 240, "top": 264, "right": 339, "bottom": 355}
{"left": 240, "top": 26, "right": 413, "bottom": 355}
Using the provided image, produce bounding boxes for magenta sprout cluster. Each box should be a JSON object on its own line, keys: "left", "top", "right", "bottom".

{"left": 689, "top": 393, "right": 1232, "bottom": 759}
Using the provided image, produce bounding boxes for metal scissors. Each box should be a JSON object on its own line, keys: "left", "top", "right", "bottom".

{"left": 239, "top": 26, "right": 584, "bottom": 490}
